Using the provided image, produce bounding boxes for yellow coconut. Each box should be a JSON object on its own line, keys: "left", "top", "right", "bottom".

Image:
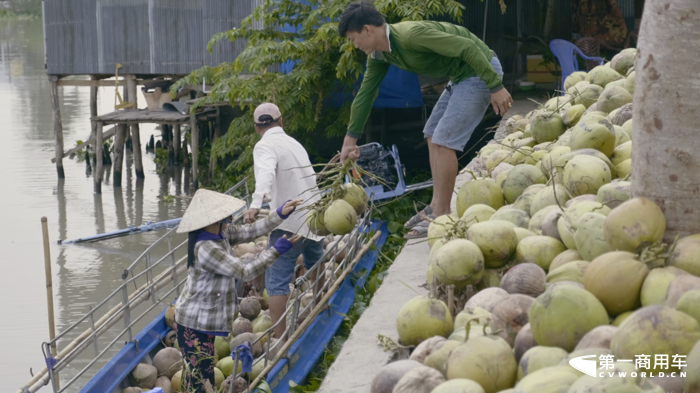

{"left": 583, "top": 251, "right": 647, "bottom": 315}
{"left": 502, "top": 165, "right": 547, "bottom": 204}
{"left": 428, "top": 214, "right": 457, "bottom": 247}
{"left": 546, "top": 261, "right": 589, "bottom": 284}
{"left": 490, "top": 208, "right": 530, "bottom": 229}
{"left": 640, "top": 266, "right": 689, "bottom": 307}
{"left": 512, "top": 366, "right": 579, "bottom": 393}
{"left": 456, "top": 178, "right": 505, "bottom": 217}
{"left": 667, "top": 234, "right": 700, "bottom": 276}
{"left": 517, "top": 346, "right": 568, "bottom": 381}
{"left": 612, "top": 311, "right": 633, "bottom": 327}
{"left": 562, "top": 155, "right": 611, "bottom": 197}
{"left": 324, "top": 199, "right": 357, "bottom": 235}
{"left": 431, "top": 239, "right": 485, "bottom": 288}
{"left": 446, "top": 335, "right": 517, "bottom": 393}
{"left": 595, "top": 181, "right": 631, "bottom": 209}
{"left": 574, "top": 213, "right": 613, "bottom": 261}
{"left": 432, "top": 379, "right": 486, "bottom": 393}
{"left": 549, "top": 250, "right": 583, "bottom": 271}
{"left": 396, "top": 296, "right": 453, "bottom": 346}
{"left": 604, "top": 198, "right": 666, "bottom": 252}
{"left": 467, "top": 221, "right": 519, "bottom": 268}
{"left": 514, "top": 235, "right": 566, "bottom": 271}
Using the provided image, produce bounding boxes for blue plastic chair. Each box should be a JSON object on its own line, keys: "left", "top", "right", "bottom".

{"left": 549, "top": 39, "right": 605, "bottom": 95}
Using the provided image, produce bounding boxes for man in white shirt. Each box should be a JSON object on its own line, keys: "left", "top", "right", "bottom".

{"left": 244, "top": 102, "right": 325, "bottom": 340}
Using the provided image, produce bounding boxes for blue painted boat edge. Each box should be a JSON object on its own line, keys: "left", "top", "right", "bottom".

{"left": 80, "top": 307, "right": 171, "bottom": 393}
{"left": 264, "top": 220, "right": 389, "bottom": 392}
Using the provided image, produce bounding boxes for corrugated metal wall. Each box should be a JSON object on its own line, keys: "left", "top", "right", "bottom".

{"left": 44, "top": 0, "right": 257, "bottom": 75}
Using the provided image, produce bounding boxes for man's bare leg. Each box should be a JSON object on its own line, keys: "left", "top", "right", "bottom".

{"left": 270, "top": 295, "right": 288, "bottom": 340}
{"left": 427, "top": 137, "right": 439, "bottom": 209}
{"left": 429, "top": 140, "right": 458, "bottom": 217}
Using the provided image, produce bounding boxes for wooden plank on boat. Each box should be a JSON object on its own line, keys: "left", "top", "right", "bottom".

{"left": 92, "top": 108, "right": 216, "bottom": 125}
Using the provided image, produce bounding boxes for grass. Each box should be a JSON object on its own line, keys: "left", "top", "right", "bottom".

{"left": 0, "top": 9, "right": 38, "bottom": 20}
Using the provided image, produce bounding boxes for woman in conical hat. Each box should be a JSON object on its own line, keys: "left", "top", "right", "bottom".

{"left": 173, "top": 188, "right": 301, "bottom": 392}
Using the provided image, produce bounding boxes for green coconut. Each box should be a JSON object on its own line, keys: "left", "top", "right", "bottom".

{"left": 667, "top": 234, "right": 700, "bottom": 276}
{"left": 431, "top": 239, "right": 485, "bottom": 288}
{"left": 611, "top": 305, "right": 700, "bottom": 360}
{"left": 533, "top": 142, "right": 552, "bottom": 151}
{"left": 324, "top": 199, "right": 357, "bottom": 235}
{"left": 597, "top": 85, "right": 633, "bottom": 114}
{"left": 572, "top": 83, "right": 605, "bottom": 108}
{"left": 558, "top": 201, "right": 611, "bottom": 250}
{"left": 615, "top": 159, "right": 631, "bottom": 178}
{"left": 513, "top": 366, "right": 580, "bottom": 393}
{"left": 528, "top": 184, "right": 569, "bottom": 216}
{"left": 613, "top": 125, "right": 631, "bottom": 147}
{"left": 214, "top": 367, "right": 224, "bottom": 388}
{"left": 676, "top": 289, "right": 700, "bottom": 326}
{"left": 432, "top": 379, "right": 487, "bottom": 393}
{"left": 495, "top": 169, "right": 512, "bottom": 188}
{"left": 624, "top": 71, "right": 636, "bottom": 96}
{"left": 606, "top": 78, "right": 627, "bottom": 93}
{"left": 446, "top": 335, "right": 517, "bottom": 393}
{"left": 307, "top": 208, "right": 331, "bottom": 236}
{"left": 502, "top": 165, "right": 547, "bottom": 204}
{"left": 510, "top": 147, "right": 536, "bottom": 166}
{"left": 546, "top": 261, "right": 589, "bottom": 284}
{"left": 583, "top": 251, "right": 647, "bottom": 315}
{"left": 456, "top": 178, "right": 505, "bottom": 217}
{"left": 486, "top": 150, "right": 513, "bottom": 171}
{"left": 396, "top": 296, "right": 453, "bottom": 346}
{"left": 540, "top": 147, "right": 571, "bottom": 178}
{"left": 612, "top": 311, "right": 633, "bottom": 327}
{"left": 574, "top": 213, "right": 613, "bottom": 261}
{"left": 604, "top": 198, "right": 666, "bottom": 252}
{"left": 424, "top": 340, "right": 462, "bottom": 377}
{"left": 490, "top": 208, "right": 530, "bottom": 229}
{"left": 549, "top": 250, "right": 583, "bottom": 271}
{"left": 621, "top": 118, "right": 633, "bottom": 137}
{"left": 215, "top": 356, "right": 242, "bottom": 378}
{"left": 513, "top": 228, "right": 537, "bottom": 244}
{"left": 569, "top": 361, "right": 663, "bottom": 393}
{"left": 467, "top": 221, "right": 519, "bottom": 268}
{"left": 527, "top": 205, "right": 562, "bottom": 236}
{"left": 556, "top": 148, "right": 618, "bottom": 179}
{"left": 461, "top": 204, "right": 497, "bottom": 227}
{"left": 512, "top": 194, "right": 535, "bottom": 214}
{"left": 476, "top": 269, "right": 503, "bottom": 290}
{"left": 341, "top": 182, "right": 369, "bottom": 215}
{"left": 517, "top": 346, "right": 568, "bottom": 381}
{"left": 595, "top": 181, "right": 631, "bottom": 209}
{"left": 514, "top": 235, "right": 566, "bottom": 271}
{"left": 428, "top": 214, "right": 457, "bottom": 247}
{"left": 454, "top": 308, "right": 492, "bottom": 331}
{"left": 480, "top": 143, "right": 503, "bottom": 157}
{"left": 611, "top": 141, "right": 632, "bottom": 166}
{"left": 665, "top": 275, "right": 700, "bottom": 308}
{"left": 529, "top": 285, "right": 609, "bottom": 351}
{"left": 530, "top": 112, "right": 566, "bottom": 143}
{"left": 684, "top": 339, "right": 700, "bottom": 392}
{"left": 586, "top": 65, "right": 624, "bottom": 88}
{"left": 251, "top": 313, "right": 272, "bottom": 333}
{"left": 569, "top": 118, "right": 616, "bottom": 157}
{"left": 491, "top": 162, "right": 514, "bottom": 181}
{"left": 564, "top": 72, "right": 588, "bottom": 91}
{"left": 611, "top": 49, "right": 636, "bottom": 75}
{"left": 561, "top": 104, "right": 585, "bottom": 128}
{"left": 544, "top": 95, "right": 574, "bottom": 112}
{"left": 171, "top": 371, "right": 182, "bottom": 393}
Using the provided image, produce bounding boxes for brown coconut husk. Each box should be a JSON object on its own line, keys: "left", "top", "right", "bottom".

{"left": 574, "top": 325, "right": 617, "bottom": 350}
{"left": 231, "top": 317, "right": 253, "bottom": 336}
{"left": 239, "top": 297, "right": 262, "bottom": 320}
{"left": 165, "top": 305, "right": 176, "bottom": 331}
{"left": 409, "top": 336, "right": 446, "bottom": 364}
{"left": 513, "top": 323, "right": 538, "bottom": 363}
{"left": 489, "top": 294, "right": 536, "bottom": 347}
{"left": 370, "top": 360, "right": 424, "bottom": 393}
{"left": 391, "top": 365, "right": 445, "bottom": 393}
{"left": 155, "top": 376, "right": 172, "bottom": 393}
{"left": 129, "top": 363, "right": 158, "bottom": 389}
{"left": 153, "top": 347, "right": 183, "bottom": 379}
{"left": 500, "top": 263, "right": 546, "bottom": 298}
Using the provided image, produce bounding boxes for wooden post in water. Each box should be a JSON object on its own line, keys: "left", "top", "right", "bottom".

{"left": 49, "top": 76, "right": 65, "bottom": 179}
{"left": 126, "top": 75, "right": 144, "bottom": 178}
{"left": 113, "top": 124, "right": 127, "bottom": 187}
{"left": 173, "top": 124, "right": 181, "bottom": 163}
{"left": 89, "top": 76, "right": 98, "bottom": 167}
{"left": 41, "top": 217, "right": 59, "bottom": 389}
{"left": 190, "top": 113, "right": 199, "bottom": 190}
{"left": 94, "top": 122, "right": 104, "bottom": 193}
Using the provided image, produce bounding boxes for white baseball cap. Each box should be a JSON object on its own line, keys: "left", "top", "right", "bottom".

{"left": 253, "top": 103, "right": 282, "bottom": 125}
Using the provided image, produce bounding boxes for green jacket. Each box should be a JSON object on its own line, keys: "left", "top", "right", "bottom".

{"left": 347, "top": 21, "right": 503, "bottom": 139}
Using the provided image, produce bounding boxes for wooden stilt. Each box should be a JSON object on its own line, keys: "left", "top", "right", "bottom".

{"left": 182, "top": 134, "right": 189, "bottom": 166}
{"left": 131, "top": 124, "right": 144, "bottom": 179}
{"left": 49, "top": 76, "right": 65, "bottom": 179}
{"left": 90, "top": 75, "right": 98, "bottom": 167}
{"left": 113, "top": 124, "right": 127, "bottom": 187}
{"left": 94, "top": 122, "right": 104, "bottom": 193}
{"left": 40, "top": 217, "right": 59, "bottom": 389}
{"left": 190, "top": 113, "right": 199, "bottom": 190}
{"left": 173, "top": 124, "right": 181, "bottom": 163}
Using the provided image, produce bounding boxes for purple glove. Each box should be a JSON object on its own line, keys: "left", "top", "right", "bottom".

{"left": 273, "top": 237, "right": 294, "bottom": 254}
{"left": 277, "top": 200, "right": 294, "bottom": 219}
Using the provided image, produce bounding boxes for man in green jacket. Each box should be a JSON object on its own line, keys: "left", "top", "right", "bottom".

{"left": 338, "top": 2, "right": 513, "bottom": 238}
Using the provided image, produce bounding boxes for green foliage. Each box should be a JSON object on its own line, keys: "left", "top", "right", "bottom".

{"left": 154, "top": 148, "right": 169, "bottom": 175}
{"left": 171, "top": 0, "right": 466, "bottom": 190}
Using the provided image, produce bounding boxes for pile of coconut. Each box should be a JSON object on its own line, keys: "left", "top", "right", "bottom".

{"left": 370, "top": 49, "right": 700, "bottom": 393}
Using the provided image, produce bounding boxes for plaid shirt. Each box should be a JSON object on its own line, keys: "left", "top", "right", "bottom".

{"left": 174, "top": 211, "right": 283, "bottom": 333}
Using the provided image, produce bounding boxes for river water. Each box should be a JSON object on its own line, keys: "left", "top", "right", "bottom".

{"left": 1, "top": 19, "right": 194, "bottom": 391}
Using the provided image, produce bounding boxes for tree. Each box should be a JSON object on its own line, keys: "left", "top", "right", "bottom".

{"left": 171, "top": 0, "right": 467, "bottom": 190}
{"left": 632, "top": 0, "right": 700, "bottom": 241}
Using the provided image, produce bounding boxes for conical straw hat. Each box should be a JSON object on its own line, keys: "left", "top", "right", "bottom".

{"left": 177, "top": 189, "right": 247, "bottom": 233}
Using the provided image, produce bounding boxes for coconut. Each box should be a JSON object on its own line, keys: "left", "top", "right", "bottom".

{"left": 529, "top": 285, "right": 609, "bottom": 351}
{"left": 513, "top": 323, "right": 537, "bottom": 364}
{"left": 569, "top": 118, "right": 616, "bottom": 157}
{"left": 229, "top": 332, "right": 262, "bottom": 357}
{"left": 583, "top": 251, "right": 647, "bottom": 315}
{"left": 611, "top": 104, "right": 633, "bottom": 128}
{"left": 574, "top": 325, "right": 617, "bottom": 350}
{"left": 595, "top": 181, "right": 631, "bottom": 209}
{"left": 214, "top": 367, "right": 224, "bottom": 388}
{"left": 370, "top": 360, "right": 423, "bottom": 393}
{"left": 564, "top": 194, "right": 598, "bottom": 208}
{"left": 610, "top": 49, "right": 636, "bottom": 75}
{"left": 475, "top": 269, "right": 502, "bottom": 290}
{"left": 490, "top": 208, "right": 530, "bottom": 229}
{"left": 514, "top": 236, "right": 566, "bottom": 271}
{"left": 424, "top": 340, "right": 461, "bottom": 377}
{"left": 341, "top": 182, "right": 369, "bottom": 215}
{"left": 623, "top": 71, "right": 636, "bottom": 96}
{"left": 427, "top": 214, "right": 457, "bottom": 247}
{"left": 501, "top": 165, "right": 546, "bottom": 204}
{"left": 231, "top": 317, "right": 253, "bottom": 336}
{"left": 430, "top": 239, "right": 485, "bottom": 288}
{"left": 220, "top": 376, "right": 248, "bottom": 393}
{"left": 604, "top": 198, "right": 666, "bottom": 252}
{"left": 390, "top": 365, "right": 445, "bottom": 393}
{"left": 499, "top": 264, "right": 546, "bottom": 298}
{"left": 533, "top": 142, "right": 552, "bottom": 151}
{"left": 171, "top": 371, "right": 182, "bottom": 393}
{"left": 568, "top": 362, "right": 662, "bottom": 393}
{"left": 558, "top": 201, "right": 611, "bottom": 250}
{"left": 546, "top": 261, "right": 589, "bottom": 284}
{"left": 465, "top": 287, "right": 509, "bottom": 313}
{"left": 517, "top": 346, "right": 568, "bottom": 381}
{"left": 528, "top": 186, "right": 568, "bottom": 219}
{"left": 486, "top": 150, "right": 513, "bottom": 171}
{"left": 155, "top": 376, "right": 172, "bottom": 393}
{"left": 432, "top": 379, "right": 487, "bottom": 393}
{"left": 563, "top": 155, "right": 612, "bottom": 197}
{"left": 540, "top": 147, "right": 571, "bottom": 178}
{"left": 530, "top": 112, "right": 565, "bottom": 143}
{"left": 612, "top": 311, "right": 633, "bottom": 327}
{"left": 480, "top": 143, "right": 502, "bottom": 157}
{"left": 512, "top": 194, "right": 535, "bottom": 214}
{"left": 586, "top": 65, "right": 623, "bottom": 88}
{"left": 564, "top": 72, "right": 587, "bottom": 91}
{"left": 615, "top": 159, "right": 631, "bottom": 179}
{"left": 122, "top": 389, "right": 142, "bottom": 393}
{"left": 456, "top": 178, "right": 505, "bottom": 217}
{"left": 513, "top": 228, "right": 537, "bottom": 244}
{"left": 611, "top": 305, "right": 700, "bottom": 360}
{"left": 511, "top": 147, "right": 537, "bottom": 166}
{"left": 540, "top": 209, "right": 563, "bottom": 242}
{"left": 528, "top": 205, "right": 562, "bottom": 235}
{"left": 307, "top": 209, "right": 331, "bottom": 236}
{"left": 597, "top": 85, "right": 633, "bottom": 114}
{"left": 495, "top": 169, "right": 511, "bottom": 188}
{"left": 556, "top": 148, "right": 618, "bottom": 178}
{"left": 324, "top": 199, "right": 357, "bottom": 235}
{"left": 549, "top": 250, "right": 583, "bottom": 271}
{"left": 574, "top": 213, "right": 613, "bottom": 261}
{"left": 409, "top": 336, "right": 446, "bottom": 364}
{"left": 676, "top": 290, "right": 700, "bottom": 327}
{"left": 665, "top": 275, "right": 700, "bottom": 308}
{"left": 396, "top": 296, "right": 453, "bottom": 346}
{"left": 153, "top": 347, "right": 183, "bottom": 379}
{"left": 446, "top": 335, "right": 517, "bottom": 393}
{"left": 572, "top": 83, "right": 604, "bottom": 108}
{"left": 560, "top": 105, "right": 584, "bottom": 129}
{"left": 467, "top": 221, "right": 518, "bottom": 268}
{"left": 543, "top": 95, "right": 573, "bottom": 112}
{"left": 491, "top": 162, "right": 514, "bottom": 181}
{"left": 164, "top": 305, "right": 176, "bottom": 331}
{"left": 454, "top": 307, "right": 491, "bottom": 330}
{"left": 214, "top": 336, "right": 230, "bottom": 361}
{"left": 251, "top": 313, "right": 272, "bottom": 333}
{"left": 240, "top": 297, "right": 262, "bottom": 320}
{"left": 163, "top": 330, "right": 176, "bottom": 348}
{"left": 613, "top": 125, "right": 630, "bottom": 147}
{"left": 513, "top": 365, "right": 580, "bottom": 393}
{"left": 489, "top": 294, "right": 536, "bottom": 346}
{"left": 129, "top": 363, "right": 158, "bottom": 389}
{"left": 461, "top": 204, "right": 497, "bottom": 227}
{"left": 667, "top": 234, "right": 700, "bottom": 276}
{"left": 215, "top": 356, "right": 241, "bottom": 378}
{"left": 685, "top": 340, "right": 700, "bottom": 392}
